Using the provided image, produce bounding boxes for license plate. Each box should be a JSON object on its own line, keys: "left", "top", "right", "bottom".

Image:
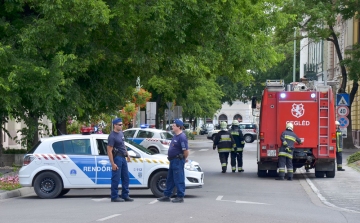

{"left": 267, "top": 150, "right": 276, "bottom": 157}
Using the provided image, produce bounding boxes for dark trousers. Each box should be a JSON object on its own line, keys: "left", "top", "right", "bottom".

{"left": 336, "top": 151, "right": 343, "bottom": 168}
{"left": 219, "top": 152, "right": 230, "bottom": 170}
{"left": 111, "top": 156, "right": 130, "bottom": 199}
{"left": 230, "top": 152, "right": 243, "bottom": 170}
{"left": 164, "top": 158, "right": 185, "bottom": 198}
{"left": 278, "top": 156, "right": 293, "bottom": 178}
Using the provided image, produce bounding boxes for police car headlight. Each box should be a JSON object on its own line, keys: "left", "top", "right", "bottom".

{"left": 185, "top": 163, "right": 201, "bottom": 172}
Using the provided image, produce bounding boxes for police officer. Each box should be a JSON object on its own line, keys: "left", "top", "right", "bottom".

{"left": 335, "top": 121, "right": 345, "bottom": 171}
{"left": 107, "top": 118, "right": 134, "bottom": 202}
{"left": 230, "top": 120, "right": 245, "bottom": 172}
{"left": 157, "top": 119, "right": 189, "bottom": 203}
{"left": 213, "top": 121, "right": 236, "bottom": 173}
{"left": 276, "top": 123, "right": 302, "bottom": 181}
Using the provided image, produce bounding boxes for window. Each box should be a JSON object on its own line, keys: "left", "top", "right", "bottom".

{"left": 52, "top": 139, "right": 91, "bottom": 155}
{"left": 137, "top": 130, "right": 150, "bottom": 138}
{"left": 96, "top": 139, "right": 108, "bottom": 155}
{"left": 161, "top": 131, "right": 173, "bottom": 140}
{"left": 124, "top": 130, "right": 136, "bottom": 139}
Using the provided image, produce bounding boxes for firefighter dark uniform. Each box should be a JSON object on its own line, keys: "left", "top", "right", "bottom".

{"left": 213, "top": 122, "right": 236, "bottom": 173}
{"left": 276, "top": 123, "right": 301, "bottom": 181}
{"left": 336, "top": 123, "right": 345, "bottom": 171}
{"left": 230, "top": 121, "right": 245, "bottom": 172}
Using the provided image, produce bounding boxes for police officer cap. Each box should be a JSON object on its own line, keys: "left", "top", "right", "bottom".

{"left": 112, "top": 118, "right": 122, "bottom": 125}
{"left": 174, "top": 119, "right": 184, "bottom": 127}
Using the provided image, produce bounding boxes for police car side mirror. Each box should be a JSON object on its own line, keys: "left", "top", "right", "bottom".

{"left": 128, "top": 150, "right": 140, "bottom": 158}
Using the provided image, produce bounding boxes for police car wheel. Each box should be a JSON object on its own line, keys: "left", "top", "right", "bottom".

{"left": 150, "top": 171, "right": 168, "bottom": 197}
{"left": 57, "top": 189, "right": 70, "bottom": 197}
{"left": 148, "top": 147, "right": 159, "bottom": 154}
{"left": 34, "top": 172, "right": 63, "bottom": 199}
{"left": 244, "top": 135, "right": 253, "bottom": 143}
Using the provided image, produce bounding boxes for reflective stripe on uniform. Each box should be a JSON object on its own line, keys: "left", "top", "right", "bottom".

{"left": 284, "top": 135, "right": 296, "bottom": 142}
{"left": 218, "top": 148, "right": 232, "bottom": 152}
{"left": 278, "top": 152, "right": 292, "bottom": 159}
{"left": 279, "top": 168, "right": 285, "bottom": 172}
{"left": 221, "top": 163, "right": 227, "bottom": 167}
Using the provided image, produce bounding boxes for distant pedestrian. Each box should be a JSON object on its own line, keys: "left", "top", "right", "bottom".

{"left": 107, "top": 118, "right": 134, "bottom": 202}
{"left": 335, "top": 121, "right": 345, "bottom": 171}
{"left": 230, "top": 120, "right": 245, "bottom": 172}
{"left": 213, "top": 121, "right": 236, "bottom": 173}
{"left": 157, "top": 119, "right": 189, "bottom": 203}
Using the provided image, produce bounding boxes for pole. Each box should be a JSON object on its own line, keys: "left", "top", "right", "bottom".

{"left": 293, "top": 27, "right": 296, "bottom": 82}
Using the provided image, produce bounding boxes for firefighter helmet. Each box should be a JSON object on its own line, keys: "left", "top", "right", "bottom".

{"left": 286, "top": 122, "right": 293, "bottom": 131}
{"left": 335, "top": 121, "right": 340, "bottom": 126}
{"left": 220, "top": 121, "right": 228, "bottom": 130}
{"left": 232, "top": 120, "right": 239, "bottom": 126}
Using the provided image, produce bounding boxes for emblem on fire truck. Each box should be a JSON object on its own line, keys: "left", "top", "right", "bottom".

{"left": 291, "top": 103, "right": 305, "bottom": 118}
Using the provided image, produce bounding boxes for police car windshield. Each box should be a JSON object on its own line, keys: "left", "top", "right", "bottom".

{"left": 125, "top": 139, "right": 154, "bottom": 155}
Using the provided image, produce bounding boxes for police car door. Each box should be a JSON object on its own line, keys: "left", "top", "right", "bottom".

{"left": 95, "top": 138, "right": 144, "bottom": 186}
{"left": 52, "top": 138, "right": 96, "bottom": 185}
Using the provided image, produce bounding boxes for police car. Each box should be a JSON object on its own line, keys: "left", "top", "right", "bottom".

{"left": 19, "top": 129, "right": 204, "bottom": 199}
{"left": 123, "top": 127, "right": 173, "bottom": 154}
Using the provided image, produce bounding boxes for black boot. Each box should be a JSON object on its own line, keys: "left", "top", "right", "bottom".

{"left": 337, "top": 168, "right": 345, "bottom": 171}
{"left": 275, "top": 177, "right": 285, "bottom": 180}
{"left": 287, "top": 177, "right": 293, "bottom": 181}
{"left": 222, "top": 166, "right": 226, "bottom": 173}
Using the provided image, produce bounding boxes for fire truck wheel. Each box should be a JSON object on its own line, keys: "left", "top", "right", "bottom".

{"left": 257, "top": 167, "right": 267, "bottom": 177}
{"left": 315, "top": 170, "right": 325, "bottom": 178}
{"left": 268, "top": 170, "right": 278, "bottom": 177}
{"left": 326, "top": 169, "right": 335, "bottom": 178}
{"left": 244, "top": 135, "right": 254, "bottom": 143}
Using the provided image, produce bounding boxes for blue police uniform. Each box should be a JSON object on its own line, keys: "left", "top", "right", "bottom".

{"left": 163, "top": 132, "right": 188, "bottom": 198}
{"left": 108, "top": 130, "right": 130, "bottom": 200}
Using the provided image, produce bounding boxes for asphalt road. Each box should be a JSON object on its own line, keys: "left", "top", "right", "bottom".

{"left": 0, "top": 135, "right": 359, "bottom": 223}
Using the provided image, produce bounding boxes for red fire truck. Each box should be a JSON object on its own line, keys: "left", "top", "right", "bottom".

{"left": 257, "top": 80, "right": 337, "bottom": 178}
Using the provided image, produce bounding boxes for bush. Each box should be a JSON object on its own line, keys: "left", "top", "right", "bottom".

{"left": 347, "top": 151, "right": 360, "bottom": 164}
{"left": 0, "top": 175, "right": 21, "bottom": 191}
{"left": 185, "top": 131, "right": 195, "bottom": 140}
{"left": 2, "top": 148, "right": 27, "bottom": 154}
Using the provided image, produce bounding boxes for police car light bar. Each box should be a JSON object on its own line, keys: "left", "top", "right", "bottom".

{"left": 81, "top": 127, "right": 94, "bottom": 135}
{"left": 140, "top": 124, "right": 149, "bottom": 129}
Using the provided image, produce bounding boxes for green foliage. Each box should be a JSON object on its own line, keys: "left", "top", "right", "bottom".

{"left": 347, "top": 151, "right": 360, "bottom": 164}
{"left": 184, "top": 131, "right": 195, "bottom": 140}
{"left": 2, "top": 148, "right": 27, "bottom": 154}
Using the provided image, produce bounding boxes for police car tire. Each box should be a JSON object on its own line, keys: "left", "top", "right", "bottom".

{"left": 34, "top": 172, "right": 63, "bottom": 199}
{"left": 148, "top": 147, "right": 159, "bottom": 154}
{"left": 57, "top": 189, "right": 70, "bottom": 197}
{"left": 244, "top": 135, "right": 253, "bottom": 143}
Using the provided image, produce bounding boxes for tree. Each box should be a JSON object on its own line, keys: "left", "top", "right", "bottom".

{"left": 275, "top": 0, "right": 360, "bottom": 149}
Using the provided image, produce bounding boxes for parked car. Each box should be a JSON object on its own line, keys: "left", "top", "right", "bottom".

{"left": 207, "top": 122, "right": 258, "bottom": 143}
{"left": 19, "top": 130, "right": 204, "bottom": 199}
{"left": 123, "top": 127, "right": 173, "bottom": 154}
{"left": 199, "top": 124, "right": 214, "bottom": 135}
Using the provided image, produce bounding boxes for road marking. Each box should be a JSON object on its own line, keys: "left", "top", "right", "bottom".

{"left": 92, "top": 198, "right": 109, "bottom": 202}
{"left": 300, "top": 169, "right": 360, "bottom": 214}
{"left": 149, "top": 199, "right": 158, "bottom": 204}
{"left": 96, "top": 214, "right": 121, "bottom": 221}
{"left": 199, "top": 149, "right": 209, "bottom": 151}
{"left": 216, "top": 195, "right": 270, "bottom": 205}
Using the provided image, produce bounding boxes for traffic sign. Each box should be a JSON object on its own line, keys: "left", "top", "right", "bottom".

{"left": 336, "top": 93, "right": 349, "bottom": 106}
{"left": 338, "top": 116, "right": 349, "bottom": 128}
{"left": 340, "top": 128, "right": 347, "bottom": 138}
{"left": 336, "top": 106, "right": 349, "bottom": 116}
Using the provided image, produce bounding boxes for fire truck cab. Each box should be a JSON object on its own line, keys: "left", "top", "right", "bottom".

{"left": 257, "top": 80, "right": 337, "bottom": 178}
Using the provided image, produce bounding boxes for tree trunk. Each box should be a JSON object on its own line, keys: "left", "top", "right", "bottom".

{"left": 56, "top": 120, "right": 67, "bottom": 136}
{"left": 29, "top": 114, "right": 39, "bottom": 149}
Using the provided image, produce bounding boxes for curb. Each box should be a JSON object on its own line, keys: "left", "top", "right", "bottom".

{"left": 0, "top": 187, "right": 34, "bottom": 200}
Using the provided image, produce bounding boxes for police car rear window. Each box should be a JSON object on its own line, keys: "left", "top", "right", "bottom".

{"left": 27, "top": 141, "right": 42, "bottom": 154}
{"left": 161, "top": 131, "right": 173, "bottom": 140}
{"left": 52, "top": 139, "right": 92, "bottom": 155}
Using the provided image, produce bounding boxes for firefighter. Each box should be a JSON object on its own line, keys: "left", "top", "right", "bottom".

{"left": 213, "top": 121, "right": 236, "bottom": 173}
{"left": 335, "top": 121, "right": 345, "bottom": 171}
{"left": 230, "top": 120, "right": 245, "bottom": 172}
{"left": 275, "top": 122, "right": 302, "bottom": 181}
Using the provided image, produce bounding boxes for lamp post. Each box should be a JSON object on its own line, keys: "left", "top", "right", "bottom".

{"left": 136, "top": 77, "right": 141, "bottom": 128}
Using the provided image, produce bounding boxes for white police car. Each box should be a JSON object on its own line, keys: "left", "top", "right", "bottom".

{"left": 123, "top": 127, "right": 173, "bottom": 154}
{"left": 19, "top": 129, "right": 204, "bottom": 199}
